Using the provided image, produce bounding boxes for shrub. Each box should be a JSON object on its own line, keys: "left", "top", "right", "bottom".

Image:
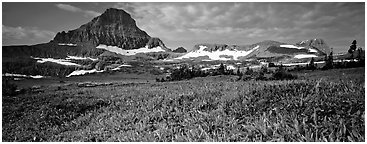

{"left": 2, "top": 79, "right": 18, "bottom": 96}
{"left": 272, "top": 66, "right": 297, "bottom": 80}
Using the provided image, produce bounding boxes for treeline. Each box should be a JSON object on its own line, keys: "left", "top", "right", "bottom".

{"left": 156, "top": 63, "right": 297, "bottom": 82}
{"left": 238, "top": 65, "right": 297, "bottom": 81}
{"left": 156, "top": 63, "right": 234, "bottom": 82}
{"left": 289, "top": 54, "right": 364, "bottom": 72}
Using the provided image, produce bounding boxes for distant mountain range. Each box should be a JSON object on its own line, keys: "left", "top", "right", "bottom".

{"left": 173, "top": 38, "right": 330, "bottom": 61}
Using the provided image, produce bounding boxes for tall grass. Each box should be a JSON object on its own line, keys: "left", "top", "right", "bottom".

{"left": 2, "top": 68, "right": 364, "bottom": 142}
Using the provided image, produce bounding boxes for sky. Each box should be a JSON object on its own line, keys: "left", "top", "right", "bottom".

{"left": 2, "top": 2, "right": 365, "bottom": 53}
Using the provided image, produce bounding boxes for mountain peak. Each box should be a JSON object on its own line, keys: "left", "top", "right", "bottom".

{"left": 52, "top": 8, "right": 151, "bottom": 49}
{"left": 91, "top": 8, "right": 134, "bottom": 26}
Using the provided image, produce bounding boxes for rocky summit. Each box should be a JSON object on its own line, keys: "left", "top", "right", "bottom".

{"left": 52, "top": 8, "right": 151, "bottom": 49}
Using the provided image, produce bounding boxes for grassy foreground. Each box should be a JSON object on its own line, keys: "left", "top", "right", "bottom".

{"left": 2, "top": 68, "right": 365, "bottom": 142}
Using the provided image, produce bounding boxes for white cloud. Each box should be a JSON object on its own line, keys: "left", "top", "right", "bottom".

{"left": 2, "top": 25, "right": 56, "bottom": 45}
{"left": 56, "top": 4, "right": 80, "bottom": 12}
{"left": 55, "top": 4, "right": 100, "bottom": 17}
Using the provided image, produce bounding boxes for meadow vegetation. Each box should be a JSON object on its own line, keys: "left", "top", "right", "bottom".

{"left": 2, "top": 67, "right": 364, "bottom": 142}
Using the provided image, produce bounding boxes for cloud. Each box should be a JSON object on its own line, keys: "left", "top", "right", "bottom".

{"left": 114, "top": 2, "right": 364, "bottom": 52}
{"left": 2, "top": 25, "right": 56, "bottom": 45}
{"left": 56, "top": 4, "right": 80, "bottom": 12}
{"left": 55, "top": 4, "right": 100, "bottom": 17}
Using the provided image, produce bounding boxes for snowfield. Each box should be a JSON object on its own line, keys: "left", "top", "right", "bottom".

{"left": 58, "top": 43, "right": 77, "bottom": 46}
{"left": 174, "top": 45, "right": 259, "bottom": 61}
{"left": 282, "top": 61, "right": 325, "bottom": 66}
{"left": 67, "top": 64, "right": 132, "bottom": 77}
{"left": 35, "top": 57, "right": 81, "bottom": 66}
{"left": 66, "top": 69, "right": 104, "bottom": 77}
{"left": 200, "top": 64, "right": 236, "bottom": 71}
{"left": 96, "top": 45, "right": 166, "bottom": 55}
{"left": 111, "top": 64, "right": 133, "bottom": 71}
{"left": 3, "top": 73, "right": 45, "bottom": 79}
{"left": 66, "top": 56, "right": 98, "bottom": 61}
{"left": 294, "top": 54, "right": 318, "bottom": 59}
{"left": 280, "top": 45, "right": 305, "bottom": 49}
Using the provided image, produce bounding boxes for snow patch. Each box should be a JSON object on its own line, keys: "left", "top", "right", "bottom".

{"left": 299, "top": 40, "right": 306, "bottom": 45}
{"left": 334, "top": 59, "right": 358, "bottom": 62}
{"left": 308, "top": 48, "right": 318, "bottom": 53}
{"left": 174, "top": 45, "right": 259, "bottom": 61}
{"left": 162, "top": 59, "right": 174, "bottom": 62}
{"left": 201, "top": 68, "right": 211, "bottom": 71}
{"left": 111, "top": 64, "right": 133, "bottom": 71}
{"left": 282, "top": 61, "right": 325, "bottom": 66}
{"left": 35, "top": 57, "right": 81, "bottom": 66}
{"left": 294, "top": 54, "right": 318, "bottom": 59}
{"left": 226, "top": 65, "right": 236, "bottom": 70}
{"left": 200, "top": 64, "right": 235, "bottom": 71}
{"left": 280, "top": 45, "right": 305, "bottom": 49}
{"left": 96, "top": 44, "right": 166, "bottom": 55}
{"left": 66, "top": 56, "right": 98, "bottom": 61}
{"left": 3, "top": 73, "right": 45, "bottom": 79}
{"left": 66, "top": 69, "right": 104, "bottom": 77}
{"left": 58, "top": 43, "right": 77, "bottom": 46}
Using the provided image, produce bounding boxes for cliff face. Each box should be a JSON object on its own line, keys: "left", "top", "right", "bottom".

{"left": 52, "top": 8, "right": 151, "bottom": 49}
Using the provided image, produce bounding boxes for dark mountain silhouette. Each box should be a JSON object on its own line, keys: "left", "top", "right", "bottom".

{"left": 173, "top": 47, "right": 187, "bottom": 53}
{"left": 52, "top": 8, "right": 151, "bottom": 49}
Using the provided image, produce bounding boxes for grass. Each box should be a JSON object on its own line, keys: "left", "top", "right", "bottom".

{"left": 2, "top": 67, "right": 365, "bottom": 142}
